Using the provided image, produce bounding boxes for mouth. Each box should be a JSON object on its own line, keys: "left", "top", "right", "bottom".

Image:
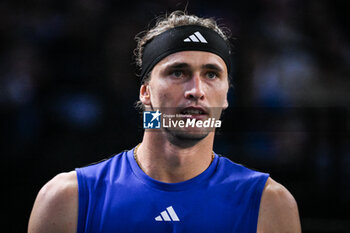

{"left": 179, "top": 106, "right": 209, "bottom": 119}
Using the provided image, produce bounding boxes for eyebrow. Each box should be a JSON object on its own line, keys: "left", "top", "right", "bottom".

{"left": 166, "top": 62, "right": 191, "bottom": 70}
{"left": 165, "top": 62, "right": 224, "bottom": 73}
{"left": 201, "top": 64, "right": 224, "bottom": 73}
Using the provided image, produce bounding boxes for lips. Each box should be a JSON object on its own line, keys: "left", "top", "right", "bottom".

{"left": 179, "top": 106, "right": 209, "bottom": 119}
{"left": 181, "top": 106, "right": 207, "bottom": 114}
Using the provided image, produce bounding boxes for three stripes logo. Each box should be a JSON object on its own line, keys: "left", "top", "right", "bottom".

{"left": 183, "top": 31, "right": 208, "bottom": 43}
{"left": 155, "top": 206, "right": 180, "bottom": 222}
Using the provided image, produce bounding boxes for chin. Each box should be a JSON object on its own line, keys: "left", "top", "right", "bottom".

{"left": 163, "top": 127, "right": 210, "bottom": 148}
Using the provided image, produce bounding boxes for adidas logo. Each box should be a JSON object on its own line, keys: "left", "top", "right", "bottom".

{"left": 155, "top": 206, "right": 180, "bottom": 222}
{"left": 183, "top": 31, "right": 208, "bottom": 43}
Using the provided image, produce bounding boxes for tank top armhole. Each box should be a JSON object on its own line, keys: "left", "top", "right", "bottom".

{"left": 252, "top": 173, "right": 270, "bottom": 233}
{"left": 75, "top": 168, "right": 88, "bottom": 233}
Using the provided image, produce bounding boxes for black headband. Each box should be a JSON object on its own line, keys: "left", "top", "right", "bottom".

{"left": 141, "top": 25, "right": 232, "bottom": 80}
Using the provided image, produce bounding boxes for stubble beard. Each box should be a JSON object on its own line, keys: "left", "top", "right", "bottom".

{"left": 163, "top": 126, "right": 210, "bottom": 148}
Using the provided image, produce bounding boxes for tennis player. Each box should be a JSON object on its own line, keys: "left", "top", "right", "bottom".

{"left": 28, "top": 11, "right": 301, "bottom": 233}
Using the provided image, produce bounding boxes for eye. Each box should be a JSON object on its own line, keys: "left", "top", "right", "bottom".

{"left": 206, "top": 71, "right": 218, "bottom": 79}
{"left": 171, "top": 70, "right": 184, "bottom": 78}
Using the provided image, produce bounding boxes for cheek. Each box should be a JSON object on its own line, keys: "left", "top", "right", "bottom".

{"left": 211, "top": 82, "right": 229, "bottom": 102}
{"left": 150, "top": 83, "right": 178, "bottom": 107}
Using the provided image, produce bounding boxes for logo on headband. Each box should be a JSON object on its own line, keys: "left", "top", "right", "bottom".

{"left": 183, "top": 31, "right": 208, "bottom": 43}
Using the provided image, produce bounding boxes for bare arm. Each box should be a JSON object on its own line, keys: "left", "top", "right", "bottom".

{"left": 257, "top": 177, "right": 301, "bottom": 233}
{"left": 28, "top": 171, "right": 79, "bottom": 233}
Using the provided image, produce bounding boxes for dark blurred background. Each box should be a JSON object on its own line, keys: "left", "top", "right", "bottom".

{"left": 1, "top": 0, "right": 349, "bottom": 232}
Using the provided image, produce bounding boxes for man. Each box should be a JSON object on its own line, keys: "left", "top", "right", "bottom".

{"left": 28, "top": 11, "right": 301, "bottom": 233}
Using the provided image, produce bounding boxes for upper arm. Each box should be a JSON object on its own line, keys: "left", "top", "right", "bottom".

{"left": 257, "top": 177, "right": 301, "bottom": 233}
{"left": 28, "top": 171, "right": 79, "bottom": 233}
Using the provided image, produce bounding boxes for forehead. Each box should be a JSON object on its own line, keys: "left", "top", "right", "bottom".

{"left": 154, "top": 51, "right": 228, "bottom": 72}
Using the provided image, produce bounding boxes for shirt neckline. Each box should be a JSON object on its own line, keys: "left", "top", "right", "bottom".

{"left": 126, "top": 146, "right": 219, "bottom": 192}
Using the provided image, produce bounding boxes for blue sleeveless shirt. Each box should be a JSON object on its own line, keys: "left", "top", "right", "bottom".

{"left": 75, "top": 147, "right": 269, "bottom": 233}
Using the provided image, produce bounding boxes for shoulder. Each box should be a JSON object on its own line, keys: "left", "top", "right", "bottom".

{"left": 28, "top": 171, "right": 78, "bottom": 233}
{"left": 76, "top": 150, "right": 128, "bottom": 178}
{"left": 257, "top": 177, "right": 301, "bottom": 233}
{"left": 217, "top": 156, "right": 269, "bottom": 181}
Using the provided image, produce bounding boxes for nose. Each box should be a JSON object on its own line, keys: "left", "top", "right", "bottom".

{"left": 184, "top": 74, "right": 205, "bottom": 101}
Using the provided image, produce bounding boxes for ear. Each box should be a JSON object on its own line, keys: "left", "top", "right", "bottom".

{"left": 223, "top": 97, "right": 229, "bottom": 110}
{"left": 139, "top": 84, "right": 151, "bottom": 106}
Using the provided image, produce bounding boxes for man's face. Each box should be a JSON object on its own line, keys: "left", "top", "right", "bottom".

{"left": 140, "top": 51, "right": 229, "bottom": 142}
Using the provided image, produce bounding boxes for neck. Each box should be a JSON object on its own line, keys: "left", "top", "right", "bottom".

{"left": 135, "top": 130, "right": 215, "bottom": 183}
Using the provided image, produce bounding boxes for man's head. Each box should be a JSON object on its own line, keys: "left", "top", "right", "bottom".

{"left": 134, "top": 11, "right": 232, "bottom": 145}
{"left": 134, "top": 10, "right": 231, "bottom": 86}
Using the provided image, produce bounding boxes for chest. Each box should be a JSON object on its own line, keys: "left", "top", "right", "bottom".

{"left": 83, "top": 184, "right": 257, "bottom": 233}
